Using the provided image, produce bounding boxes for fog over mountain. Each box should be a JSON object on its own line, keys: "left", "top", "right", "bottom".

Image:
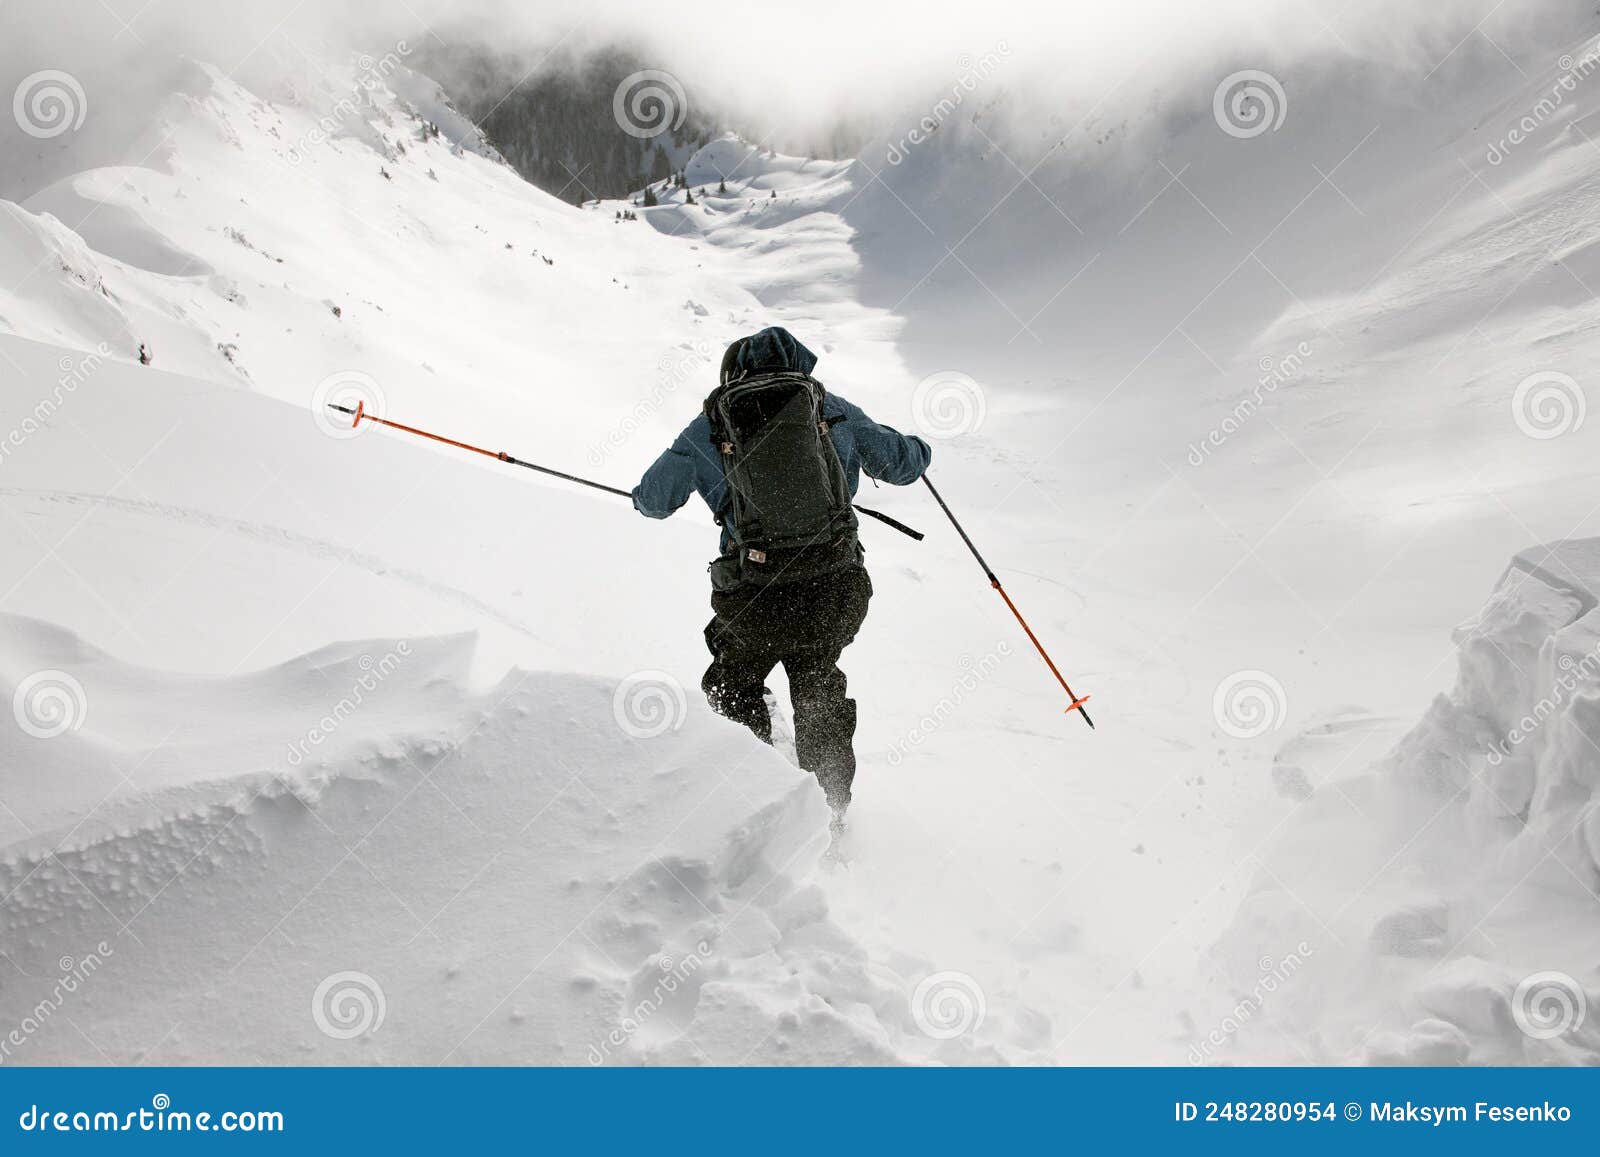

{"left": 6, "top": 0, "right": 1588, "bottom": 204}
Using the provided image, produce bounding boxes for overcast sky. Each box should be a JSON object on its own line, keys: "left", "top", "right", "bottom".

{"left": 1, "top": 0, "right": 1588, "bottom": 166}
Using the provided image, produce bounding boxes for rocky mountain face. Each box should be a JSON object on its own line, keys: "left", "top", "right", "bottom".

{"left": 409, "top": 42, "right": 719, "bottom": 202}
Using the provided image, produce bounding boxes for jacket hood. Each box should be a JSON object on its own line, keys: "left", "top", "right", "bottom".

{"left": 724, "top": 326, "right": 819, "bottom": 381}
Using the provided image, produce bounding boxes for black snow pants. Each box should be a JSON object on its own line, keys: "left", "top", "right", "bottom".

{"left": 702, "top": 564, "right": 873, "bottom": 814}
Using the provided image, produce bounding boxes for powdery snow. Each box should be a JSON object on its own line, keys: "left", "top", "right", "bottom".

{"left": 3, "top": 18, "right": 1600, "bottom": 1066}
{"left": 1206, "top": 543, "right": 1600, "bottom": 1064}
{"left": 0, "top": 340, "right": 1026, "bottom": 1065}
{"left": 0, "top": 607, "right": 912, "bottom": 1064}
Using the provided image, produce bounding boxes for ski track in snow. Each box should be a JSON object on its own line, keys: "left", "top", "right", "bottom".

{"left": 0, "top": 487, "right": 545, "bottom": 643}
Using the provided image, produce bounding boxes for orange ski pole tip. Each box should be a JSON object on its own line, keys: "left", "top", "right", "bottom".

{"left": 351, "top": 400, "right": 365, "bottom": 428}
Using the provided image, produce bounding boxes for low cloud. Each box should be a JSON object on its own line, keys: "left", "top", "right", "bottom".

{"left": 1, "top": 0, "right": 1589, "bottom": 185}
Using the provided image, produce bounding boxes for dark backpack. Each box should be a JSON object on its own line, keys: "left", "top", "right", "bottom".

{"left": 704, "top": 370, "right": 860, "bottom": 590}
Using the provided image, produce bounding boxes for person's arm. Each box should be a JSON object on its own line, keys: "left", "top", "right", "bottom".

{"left": 631, "top": 422, "right": 703, "bottom": 518}
{"left": 830, "top": 397, "right": 932, "bottom": 484}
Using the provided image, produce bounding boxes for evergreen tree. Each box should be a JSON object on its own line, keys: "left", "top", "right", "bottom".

{"left": 642, "top": 185, "right": 658, "bottom": 207}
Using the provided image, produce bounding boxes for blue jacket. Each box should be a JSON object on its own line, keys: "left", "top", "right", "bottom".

{"left": 632, "top": 396, "right": 932, "bottom": 550}
{"left": 633, "top": 327, "right": 932, "bottom": 551}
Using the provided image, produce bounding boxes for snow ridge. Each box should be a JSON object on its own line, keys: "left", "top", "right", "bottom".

{"left": 0, "top": 611, "right": 986, "bottom": 1064}
{"left": 1210, "top": 542, "right": 1600, "bottom": 1065}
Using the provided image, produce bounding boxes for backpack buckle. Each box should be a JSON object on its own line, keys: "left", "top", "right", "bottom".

{"left": 720, "top": 441, "right": 733, "bottom": 455}
{"left": 746, "top": 548, "right": 767, "bottom": 564}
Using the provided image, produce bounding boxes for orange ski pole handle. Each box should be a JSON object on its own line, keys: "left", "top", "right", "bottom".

{"left": 921, "top": 475, "right": 1094, "bottom": 729}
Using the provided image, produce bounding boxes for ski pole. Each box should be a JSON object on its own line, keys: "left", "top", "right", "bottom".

{"left": 326, "top": 401, "right": 927, "bottom": 540}
{"left": 328, "top": 401, "right": 631, "bottom": 497}
{"left": 921, "top": 474, "right": 1094, "bottom": 728}
{"left": 853, "top": 503, "right": 925, "bottom": 541}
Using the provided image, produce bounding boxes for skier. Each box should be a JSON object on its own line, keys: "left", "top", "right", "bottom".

{"left": 631, "top": 327, "right": 931, "bottom": 833}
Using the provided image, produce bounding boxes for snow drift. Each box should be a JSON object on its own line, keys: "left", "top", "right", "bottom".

{"left": 0, "top": 608, "right": 984, "bottom": 1064}
{"left": 1206, "top": 541, "right": 1600, "bottom": 1065}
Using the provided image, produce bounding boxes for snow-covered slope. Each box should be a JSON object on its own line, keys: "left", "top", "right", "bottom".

{"left": 0, "top": 336, "right": 1029, "bottom": 1065}
{"left": 1206, "top": 541, "right": 1600, "bottom": 1064}
{"left": 0, "top": 610, "right": 888, "bottom": 1065}
{"left": 0, "top": 55, "right": 1040, "bottom": 1061}
{"left": 0, "top": 55, "right": 761, "bottom": 472}
{"left": 5, "top": 14, "right": 1600, "bottom": 1067}
{"left": 610, "top": 22, "right": 1600, "bottom": 1065}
